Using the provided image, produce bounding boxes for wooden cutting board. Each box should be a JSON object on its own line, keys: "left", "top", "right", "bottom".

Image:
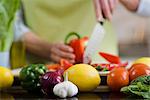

{"left": 93, "top": 85, "right": 110, "bottom": 92}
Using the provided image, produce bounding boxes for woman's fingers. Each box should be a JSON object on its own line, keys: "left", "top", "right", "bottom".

{"left": 50, "top": 53, "right": 75, "bottom": 64}
{"left": 94, "top": 0, "right": 118, "bottom": 21}
{"left": 93, "top": 0, "right": 103, "bottom": 21}
{"left": 100, "top": 0, "right": 112, "bottom": 20}
{"left": 108, "top": 0, "right": 117, "bottom": 13}
{"left": 50, "top": 43, "right": 75, "bottom": 63}
{"left": 51, "top": 47, "right": 75, "bottom": 59}
{"left": 51, "top": 45, "right": 75, "bottom": 59}
{"left": 58, "top": 43, "right": 74, "bottom": 53}
{"left": 50, "top": 53, "right": 61, "bottom": 63}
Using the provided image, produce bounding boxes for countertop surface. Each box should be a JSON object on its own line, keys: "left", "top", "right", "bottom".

{"left": 1, "top": 85, "right": 143, "bottom": 100}
{"left": 1, "top": 86, "right": 128, "bottom": 100}
{"left": 0, "top": 73, "right": 142, "bottom": 100}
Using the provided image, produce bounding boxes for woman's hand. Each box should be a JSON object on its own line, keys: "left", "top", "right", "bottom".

{"left": 24, "top": 32, "right": 75, "bottom": 64}
{"left": 50, "top": 43, "right": 75, "bottom": 64}
{"left": 94, "top": 0, "right": 118, "bottom": 21}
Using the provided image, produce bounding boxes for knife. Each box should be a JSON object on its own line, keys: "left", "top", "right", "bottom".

{"left": 83, "top": 22, "right": 105, "bottom": 64}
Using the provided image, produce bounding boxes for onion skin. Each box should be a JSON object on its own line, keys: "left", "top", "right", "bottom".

{"left": 40, "top": 71, "right": 63, "bottom": 95}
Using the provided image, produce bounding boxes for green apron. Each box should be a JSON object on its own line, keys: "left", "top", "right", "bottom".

{"left": 21, "top": 0, "right": 118, "bottom": 64}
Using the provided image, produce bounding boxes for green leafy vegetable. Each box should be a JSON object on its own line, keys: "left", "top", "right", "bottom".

{"left": 121, "top": 75, "right": 150, "bottom": 99}
{"left": 131, "top": 75, "right": 150, "bottom": 85}
{"left": 0, "top": 0, "right": 20, "bottom": 51}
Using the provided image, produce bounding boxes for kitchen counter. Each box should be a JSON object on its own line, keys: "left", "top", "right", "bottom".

{"left": 0, "top": 76, "right": 142, "bottom": 100}
{"left": 1, "top": 86, "right": 128, "bottom": 100}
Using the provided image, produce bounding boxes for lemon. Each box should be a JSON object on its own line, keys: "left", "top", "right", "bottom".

{"left": 0, "top": 66, "right": 14, "bottom": 89}
{"left": 64, "top": 64, "right": 100, "bottom": 92}
{"left": 133, "top": 57, "right": 150, "bottom": 67}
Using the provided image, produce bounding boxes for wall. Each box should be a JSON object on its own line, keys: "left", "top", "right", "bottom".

{"left": 112, "top": 3, "right": 150, "bottom": 57}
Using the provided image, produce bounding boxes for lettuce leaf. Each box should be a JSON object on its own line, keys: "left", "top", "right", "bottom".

{"left": 121, "top": 76, "right": 150, "bottom": 99}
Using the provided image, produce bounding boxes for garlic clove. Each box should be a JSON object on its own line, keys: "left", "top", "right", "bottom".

{"left": 67, "top": 81, "right": 78, "bottom": 97}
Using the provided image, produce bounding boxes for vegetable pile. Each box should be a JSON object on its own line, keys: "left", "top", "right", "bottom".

{"left": 18, "top": 47, "right": 150, "bottom": 99}
{"left": 0, "top": 0, "right": 19, "bottom": 51}
{"left": 19, "top": 62, "right": 79, "bottom": 98}
{"left": 104, "top": 56, "right": 150, "bottom": 99}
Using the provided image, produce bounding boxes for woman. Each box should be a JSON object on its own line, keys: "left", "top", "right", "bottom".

{"left": 12, "top": 0, "right": 118, "bottom": 67}
{"left": 13, "top": 0, "right": 150, "bottom": 66}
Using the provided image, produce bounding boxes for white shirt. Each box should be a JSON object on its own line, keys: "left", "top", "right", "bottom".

{"left": 13, "top": 10, "right": 30, "bottom": 41}
{"left": 137, "top": 0, "right": 150, "bottom": 17}
{"left": 14, "top": 0, "right": 150, "bottom": 41}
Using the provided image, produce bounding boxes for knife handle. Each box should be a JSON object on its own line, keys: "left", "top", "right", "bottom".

{"left": 99, "top": 11, "right": 105, "bottom": 25}
{"left": 100, "top": 21, "right": 104, "bottom": 25}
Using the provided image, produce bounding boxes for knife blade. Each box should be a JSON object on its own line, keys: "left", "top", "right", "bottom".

{"left": 83, "top": 22, "right": 105, "bottom": 64}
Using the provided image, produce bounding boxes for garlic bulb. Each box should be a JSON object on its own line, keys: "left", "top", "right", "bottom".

{"left": 53, "top": 72, "right": 78, "bottom": 98}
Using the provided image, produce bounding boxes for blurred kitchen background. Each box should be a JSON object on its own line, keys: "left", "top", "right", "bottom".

{"left": 112, "top": 2, "right": 150, "bottom": 62}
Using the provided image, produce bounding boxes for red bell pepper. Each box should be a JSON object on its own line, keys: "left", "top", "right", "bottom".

{"left": 65, "top": 32, "right": 88, "bottom": 63}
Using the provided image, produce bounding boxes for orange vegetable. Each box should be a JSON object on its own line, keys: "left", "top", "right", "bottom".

{"left": 46, "top": 59, "right": 72, "bottom": 71}
{"left": 46, "top": 64, "right": 61, "bottom": 71}
{"left": 60, "top": 59, "right": 73, "bottom": 70}
{"left": 129, "top": 63, "right": 150, "bottom": 81}
{"left": 107, "top": 67, "right": 129, "bottom": 91}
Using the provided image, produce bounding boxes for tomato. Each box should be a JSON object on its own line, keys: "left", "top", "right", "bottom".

{"left": 129, "top": 63, "right": 150, "bottom": 81}
{"left": 107, "top": 67, "right": 129, "bottom": 91}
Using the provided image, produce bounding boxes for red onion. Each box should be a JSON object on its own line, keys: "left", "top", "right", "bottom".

{"left": 40, "top": 70, "right": 63, "bottom": 95}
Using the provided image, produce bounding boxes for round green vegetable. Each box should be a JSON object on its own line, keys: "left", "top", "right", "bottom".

{"left": 19, "top": 64, "right": 47, "bottom": 92}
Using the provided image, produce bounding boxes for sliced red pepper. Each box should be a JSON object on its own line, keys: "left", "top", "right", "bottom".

{"left": 119, "top": 61, "right": 128, "bottom": 67}
{"left": 60, "top": 59, "right": 73, "bottom": 70}
{"left": 46, "top": 64, "right": 61, "bottom": 71}
{"left": 46, "top": 59, "right": 73, "bottom": 71}
{"left": 99, "top": 52, "right": 121, "bottom": 64}
{"left": 108, "top": 64, "right": 119, "bottom": 71}
{"left": 65, "top": 32, "right": 88, "bottom": 63}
